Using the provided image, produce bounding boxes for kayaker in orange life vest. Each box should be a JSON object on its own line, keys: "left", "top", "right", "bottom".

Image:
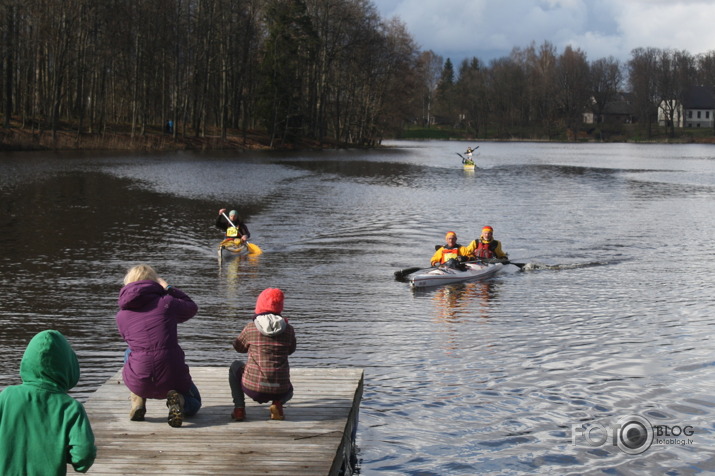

{"left": 466, "top": 225, "right": 508, "bottom": 259}
{"left": 430, "top": 231, "right": 471, "bottom": 268}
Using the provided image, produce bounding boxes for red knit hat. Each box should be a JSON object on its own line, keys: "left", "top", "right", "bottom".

{"left": 482, "top": 226, "right": 493, "bottom": 232}
{"left": 255, "top": 288, "right": 284, "bottom": 314}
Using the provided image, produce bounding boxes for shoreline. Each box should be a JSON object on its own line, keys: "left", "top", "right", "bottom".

{"left": 3, "top": 126, "right": 715, "bottom": 152}
{"left": 0, "top": 127, "right": 345, "bottom": 152}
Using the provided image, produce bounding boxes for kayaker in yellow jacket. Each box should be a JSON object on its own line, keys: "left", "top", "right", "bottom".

{"left": 465, "top": 225, "right": 508, "bottom": 260}
{"left": 430, "top": 231, "right": 472, "bottom": 267}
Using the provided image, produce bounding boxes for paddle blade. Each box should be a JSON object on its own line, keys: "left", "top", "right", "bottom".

{"left": 394, "top": 267, "right": 425, "bottom": 282}
{"left": 481, "top": 257, "right": 527, "bottom": 269}
{"left": 246, "top": 242, "right": 263, "bottom": 255}
{"left": 506, "top": 261, "right": 527, "bottom": 269}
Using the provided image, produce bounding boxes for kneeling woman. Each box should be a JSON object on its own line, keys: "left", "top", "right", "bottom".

{"left": 115, "top": 264, "right": 202, "bottom": 427}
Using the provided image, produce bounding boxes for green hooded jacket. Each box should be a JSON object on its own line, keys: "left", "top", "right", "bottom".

{"left": 0, "top": 330, "right": 96, "bottom": 475}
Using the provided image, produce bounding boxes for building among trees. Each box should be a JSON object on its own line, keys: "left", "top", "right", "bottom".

{"left": 658, "top": 86, "right": 715, "bottom": 129}
{"left": 583, "top": 92, "right": 636, "bottom": 124}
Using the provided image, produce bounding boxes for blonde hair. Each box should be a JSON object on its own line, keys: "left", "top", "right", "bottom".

{"left": 123, "top": 264, "right": 159, "bottom": 285}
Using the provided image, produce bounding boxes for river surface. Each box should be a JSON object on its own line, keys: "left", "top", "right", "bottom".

{"left": 1, "top": 141, "right": 715, "bottom": 474}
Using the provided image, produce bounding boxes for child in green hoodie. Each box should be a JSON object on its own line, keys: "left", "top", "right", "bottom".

{"left": 0, "top": 330, "right": 96, "bottom": 475}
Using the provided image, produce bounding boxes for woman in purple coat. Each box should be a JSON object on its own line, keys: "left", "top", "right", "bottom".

{"left": 115, "top": 264, "right": 201, "bottom": 427}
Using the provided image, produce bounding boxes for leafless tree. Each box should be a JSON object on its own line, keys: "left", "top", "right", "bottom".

{"left": 654, "top": 49, "right": 695, "bottom": 137}
{"left": 485, "top": 56, "right": 527, "bottom": 138}
{"left": 589, "top": 56, "right": 622, "bottom": 125}
{"left": 628, "top": 47, "right": 659, "bottom": 138}
{"left": 522, "top": 41, "right": 559, "bottom": 138}
{"left": 415, "top": 50, "right": 443, "bottom": 127}
{"left": 455, "top": 57, "right": 487, "bottom": 137}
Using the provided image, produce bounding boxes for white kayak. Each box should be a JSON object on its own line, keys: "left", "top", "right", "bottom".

{"left": 409, "top": 262, "right": 504, "bottom": 288}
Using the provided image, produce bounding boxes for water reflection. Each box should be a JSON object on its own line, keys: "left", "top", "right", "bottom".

{"left": 420, "top": 280, "right": 499, "bottom": 322}
{"left": 219, "top": 254, "right": 262, "bottom": 288}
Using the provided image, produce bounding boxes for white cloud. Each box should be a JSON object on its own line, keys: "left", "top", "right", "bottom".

{"left": 616, "top": 1, "right": 715, "bottom": 56}
{"left": 372, "top": 0, "right": 715, "bottom": 65}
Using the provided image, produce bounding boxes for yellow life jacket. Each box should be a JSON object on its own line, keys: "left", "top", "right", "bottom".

{"left": 437, "top": 246, "right": 461, "bottom": 264}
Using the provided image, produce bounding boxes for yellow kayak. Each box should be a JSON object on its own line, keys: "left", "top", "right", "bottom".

{"left": 218, "top": 238, "right": 262, "bottom": 261}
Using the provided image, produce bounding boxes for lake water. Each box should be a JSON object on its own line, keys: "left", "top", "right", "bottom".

{"left": 1, "top": 141, "right": 715, "bottom": 474}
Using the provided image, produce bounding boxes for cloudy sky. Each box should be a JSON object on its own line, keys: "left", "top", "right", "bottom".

{"left": 372, "top": 0, "right": 715, "bottom": 66}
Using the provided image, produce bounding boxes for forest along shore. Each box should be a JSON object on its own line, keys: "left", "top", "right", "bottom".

{"left": 4, "top": 124, "right": 715, "bottom": 152}
{"left": 0, "top": 126, "right": 345, "bottom": 152}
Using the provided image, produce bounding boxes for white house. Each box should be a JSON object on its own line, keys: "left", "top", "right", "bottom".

{"left": 658, "top": 86, "right": 715, "bottom": 128}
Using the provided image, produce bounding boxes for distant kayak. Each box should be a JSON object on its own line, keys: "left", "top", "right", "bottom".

{"left": 409, "top": 262, "right": 504, "bottom": 288}
{"left": 457, "top": 146, "right": 479, "bottom": 170}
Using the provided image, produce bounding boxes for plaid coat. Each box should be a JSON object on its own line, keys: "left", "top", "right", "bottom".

{"left": 233, "top": 313, "right": 296, "bottom": 396}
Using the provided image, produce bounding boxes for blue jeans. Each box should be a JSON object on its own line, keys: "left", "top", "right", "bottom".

{"left": 182, "top": 383, "right": 202, "bottom": 417}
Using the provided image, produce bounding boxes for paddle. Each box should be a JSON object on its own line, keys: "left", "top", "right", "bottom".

{"left": 428, "top": 251, "right": 526, "bottom": 269}
{"left": 394, "top": 266, "right": 431, "bottom": 282}
{"left": 506, "top": 261, "right": 527, "bottom": 269}
{"left": 460, "top": 146, "right": 479, "bottom": 156}
{"left": 458, "top": 146, "right": 479, "bottom": 164}
{"left": 477, "top": 257, "right": 527, "bottom": 269}
{"left": 457, "top": 153, "right": 475, "bottom": 167}
{"left": 221, "top": 212, "right": 263, "bottom": 255}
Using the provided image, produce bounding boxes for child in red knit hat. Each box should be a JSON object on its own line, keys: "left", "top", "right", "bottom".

{"left": 228, "top": 288, "right": 296, "bottom": 421}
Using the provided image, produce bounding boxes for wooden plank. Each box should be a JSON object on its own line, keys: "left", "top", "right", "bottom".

{"left": 82, "top": 367, "right": 363, "bottom": 476}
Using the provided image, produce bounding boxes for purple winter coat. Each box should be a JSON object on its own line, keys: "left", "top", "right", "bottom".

{"left": 116, "top": 280, "right": 198, "bottom": 399}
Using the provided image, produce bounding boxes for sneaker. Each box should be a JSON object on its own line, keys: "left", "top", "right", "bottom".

{"left": 269, "top": 401, "right": 284, "bottom": 420}
{"left": 166, "top": 390, "right": 184, "bottom": 428}
{"left": 231, "top": 407, "right": 245, "bottom": 421}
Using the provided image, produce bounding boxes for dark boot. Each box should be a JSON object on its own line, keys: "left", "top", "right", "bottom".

{"left": 166, "top": 390, "right": 185, "bottom": 427}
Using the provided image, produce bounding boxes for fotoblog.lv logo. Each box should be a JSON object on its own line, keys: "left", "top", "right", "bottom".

{"left": 572, "top": 415, "right": 655, "bottom": 455}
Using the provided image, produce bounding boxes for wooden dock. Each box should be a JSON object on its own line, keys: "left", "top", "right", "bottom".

{"left": 82, "top": 367, "right": 364, "bottom": 476}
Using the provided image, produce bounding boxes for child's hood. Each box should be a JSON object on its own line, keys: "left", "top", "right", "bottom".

{"left": 254, "top": 313, "right": 287, "bottom": 336}
{"left": 20, "top": 329, "right": 79, "bottom": 392}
